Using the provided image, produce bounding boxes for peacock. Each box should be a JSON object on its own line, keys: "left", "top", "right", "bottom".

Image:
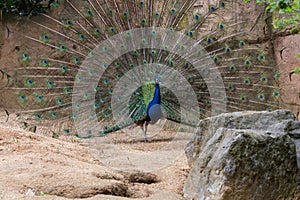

{"left": 0, "top": 0, "right": 281, "bottom": 141}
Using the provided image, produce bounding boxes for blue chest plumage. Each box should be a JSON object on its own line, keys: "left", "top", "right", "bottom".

{"left": 146, "top": 83, "right": 162, "bottom": 123}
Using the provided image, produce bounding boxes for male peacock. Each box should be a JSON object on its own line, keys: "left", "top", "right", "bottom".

{"left": 136, "top": 77, "right": 162, "bottom": 141}
{"left": 0, "top": 0, "right": 281, "bottom": 140}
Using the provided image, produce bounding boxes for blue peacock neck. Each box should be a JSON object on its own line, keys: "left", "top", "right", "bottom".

{"left": 145, "top": 83, "right": 161, "bottom": 122}
{"left": 152, "top": 83, "right": 161, "bottom": 104}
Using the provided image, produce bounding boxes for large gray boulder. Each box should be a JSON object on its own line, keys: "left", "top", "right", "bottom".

{"left": 184, "top": 110, "right": 300, "bottom": 200}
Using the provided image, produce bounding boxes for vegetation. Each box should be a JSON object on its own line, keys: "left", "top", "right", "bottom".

{"left": 254, "top": 0, "right": 299, "bottom": 31}
{"left": 0, "top": 0, "right": 59, "bottom": 16}
{"left": 246, "top": 0, "right": 300, "bottom": 74}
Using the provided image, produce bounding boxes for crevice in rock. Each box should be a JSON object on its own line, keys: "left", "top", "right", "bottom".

{"left": 36, "top": 183, "right": 131, "bottom": 199}
{"left": 123, "top": 171, "right": 160, "bottom": 184}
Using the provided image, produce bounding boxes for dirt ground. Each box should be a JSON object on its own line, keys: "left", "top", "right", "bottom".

{"left": 0, "top": 121, "right": 191, "bottom": 200}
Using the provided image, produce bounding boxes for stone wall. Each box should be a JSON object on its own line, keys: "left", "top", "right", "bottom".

{"left": 274, "top": 34, "right": 300, "bottom": 120}
{"left": 0, "top": 1, "right": 299, "bottom": 117}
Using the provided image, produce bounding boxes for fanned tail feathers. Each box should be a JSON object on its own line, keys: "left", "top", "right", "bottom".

{"left": 1, "top": 0, "right": 281, "bottom": 138}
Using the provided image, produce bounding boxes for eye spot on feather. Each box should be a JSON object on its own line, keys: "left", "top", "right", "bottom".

{"left": 170, "top": 8, "right": 177, "bottom": 15}
{"left": 19, "top": 95, "right": 26, "bottom": 103}
{"left": 272, "top": 90, "right": 280, "bottom": 98}
{"left": 240, "top": 96, "right": 247, "bottom": 102}
{"left": 56, "top": 98, "right": 63, "bottom": 105}
{"left": 243, "top": 79, "right": 251, "bottom": 85}
{"left": 209, "top": 6, "right": 216, "bottom": 12}
{"left": 154, "top": 12, "right": 160, "bottom": 18}
{"left": 87, "top": 10, "right": 93, "bottom": 17}
{"left": 139, "top": 1, "right": 145, "bottom": 7}
{"left": 51, "top": 111, "right": 57, "bottom": 118}
{"left": 258, "top": 94, "right": 265, "bottom": 101}
{"left": 35, "top": 113, "right": 42, "bottom": 121}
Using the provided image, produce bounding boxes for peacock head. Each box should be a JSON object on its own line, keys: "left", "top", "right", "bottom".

{"left": 155, "top": 77, "right": 161, "bottom": 84}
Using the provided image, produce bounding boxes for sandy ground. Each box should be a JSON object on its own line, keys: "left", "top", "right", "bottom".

{"left": 0, "top": 122, "right": 191, "bottom": 200}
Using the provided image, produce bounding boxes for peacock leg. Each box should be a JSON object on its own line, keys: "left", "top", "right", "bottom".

{"left": 143, "top": 121, "right": 150, "bottom": 142}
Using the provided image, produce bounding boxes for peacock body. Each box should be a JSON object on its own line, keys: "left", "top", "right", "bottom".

{"left": 0, "top": 0, "right": 281, "bottom": 139}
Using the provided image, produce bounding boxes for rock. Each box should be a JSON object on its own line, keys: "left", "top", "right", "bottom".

{"left": 274, "top": 34, "right": 300, "bottom": 121}
{"left": 25, "top": 188, "right": 35, "bottom": 196}
{"left": 185, "top": 110, "right": 300, "bottom": 167}
{"left": 184, "top": 110, "right": 300, "bottom": 200}
{"left": 43, "top": 183, "right": 130, "bottom": 198}
{"left": 127, "top": 172, "right": 159, "bottom": 184}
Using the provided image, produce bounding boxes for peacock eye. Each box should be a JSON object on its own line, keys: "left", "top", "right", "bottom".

{"left": 170, "top": 8, "right": 176, "bottom": 14}
{"left": 245, "top": 60, "right": 250, "bottom": 65}
{"left": 103, "top": 64, "right": 108, "bottom": 68}
{"left": 239, "top": 41, "right": 245, "bottom": 47}
{"left": 258, "top": 94, "right": 265, "bottom": 101}
{"left": 87, "top": 10, "right": 93, "bottom": 16}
